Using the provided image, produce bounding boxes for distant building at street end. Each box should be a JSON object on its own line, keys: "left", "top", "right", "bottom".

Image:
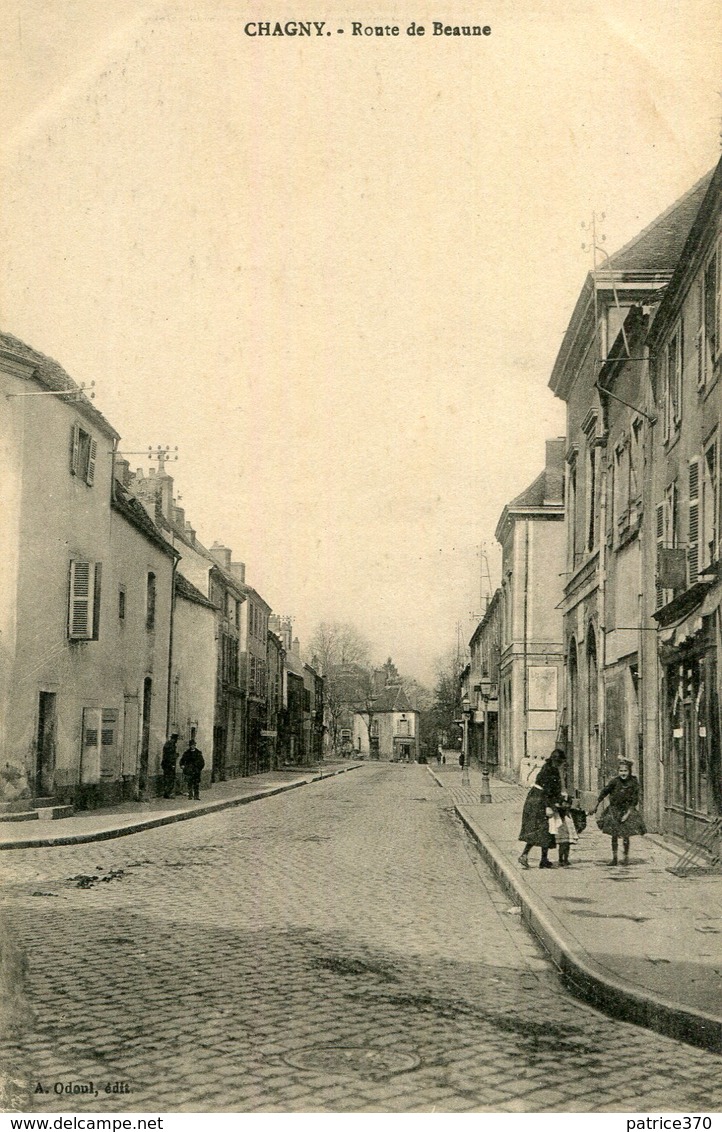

{"left": 494, "top": 437, "right": 566, "bottom": 785}
{"left": 353, "top": 682, "right": 420, "bottom": 762}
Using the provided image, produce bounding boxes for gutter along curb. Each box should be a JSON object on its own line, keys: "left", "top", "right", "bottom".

{"left": 0, "top": 764, "right": 364, "bottom": 851}
{"left": 454, "top": 801, "right": 722, "bottom": 1054}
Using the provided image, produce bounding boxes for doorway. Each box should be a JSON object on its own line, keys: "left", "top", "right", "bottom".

{"left": 139, "top": 677, "right": 152, "bottom": 795}
{"left": 36, "top": 692, "right": 57, "bottom": 797}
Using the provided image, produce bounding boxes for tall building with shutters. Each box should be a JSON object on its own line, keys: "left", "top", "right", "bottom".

{"left": 647, "top": 157, "right": 722, "bottom": 843}
{"left": 0, "top": 333, "right": 176, "bottom": 809}
{"left": 548, "top": 171, "right": 714, "bottom": 821}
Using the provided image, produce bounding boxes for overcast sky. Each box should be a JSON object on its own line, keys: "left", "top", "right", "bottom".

{"left": 1, "top": 0, "right": 720, "bottom": 684}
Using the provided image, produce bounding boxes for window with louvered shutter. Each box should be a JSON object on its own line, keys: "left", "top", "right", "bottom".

{"left": 703, "top": 438, "right": 718, "bottom": 567}
{"left": 655, "top": 501, "right": 667, "bottom": 609}
{"left": 70, "top": 423, "right": 80, "bottom": 475}
{"left": 68, "top": 560, "right": 101, "bottom": 640}
{"left": 69, "top": 561, "right": 92, "bottom": 638}
{"left": 688, "top": 458, "right": 700, "bottom": 586}
{"left": 86, "top": 438, "right": 97, "bottom": 485}
{"left": 81, "top": 707, "right": 102, "bottom": 783}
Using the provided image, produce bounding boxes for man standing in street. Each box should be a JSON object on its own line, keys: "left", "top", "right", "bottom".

{"left": 161, "top": 733, "right": 179, "bottom": 798}
{"left": 180, "top": 738, "right": 205, "bottom": 801}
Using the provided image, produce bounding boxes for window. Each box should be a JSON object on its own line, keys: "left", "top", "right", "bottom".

{"left": 398, "top": 717, "right": 410, "bottom": 736}
{"left": 614, "top": 442, "right": 629, "bottom": 537}
{"left": 703, "top": 245, "right": 719, "bottom": 378}
{"left": 688, "top": 458, "right": 700, "bottom": 586}
{"left": 567, "top": 457, "right": 578, "bottom": 568}
{"left": 118, "top": 587, "right": 126, "bottom": 620}
{"left": 235, "top": 600, "right": 241, "bottom": 631}
{"left": 68, "top": 560, "right": 102, "bottom": 640}
{"left": 146, "top": 572, "right": 156, "bottom": 631}
{"left": 655, "top": 482, "right": 678, "bottom": 608}
{"left": 70, "top": 423, "right": 98, "bottom": 485}
{"left": 664, "top": 322, "right": 683, "bottom": 439}
{"left": 702, "top": 435, "right": 719, "bottom": 568}
{"left": 586, "top": 445, "right": 597, "bottom": 552}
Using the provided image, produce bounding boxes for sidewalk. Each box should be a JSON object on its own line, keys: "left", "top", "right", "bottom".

{"left": 429, "top": 762, "right": 722, "bottom": 1053}
{"left": 0, "top": 762, "right": 364, "bottom": 850}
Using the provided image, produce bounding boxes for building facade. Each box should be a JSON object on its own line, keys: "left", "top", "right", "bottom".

{"left": 647, "top": 160, "right": 722, "bottom": 843}
{"left": 0, "top": 335, "right": 175, "bottom": 808}
{"left": 494, "top": 438, "right": 566, "bottom": 785}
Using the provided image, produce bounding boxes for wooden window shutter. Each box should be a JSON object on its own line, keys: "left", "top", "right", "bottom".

{"left": 688, "top": 458, "right": 700, "bottom": 587}
{"left": 121, "top": 697, "right": 140, "bottom": 776}
{"left": 669, "top": 350, "right": 674, "bottom": 443}
{"left": 655, "top": 501, "right": 668, "bottom": 609}
{"left": 697, "top": 277, "right": 706, "bottom": 389}
{"left": 70, "top": 423, "right": 80, "bottom": 475}
{"left": 92, "top": 563, "right": 102, "bottom": 639}
{"left": 675, "top": 321, "right": 684, "bottom": 424}
{"left": 86, "top": 438, "right": 97, "bottom": 485}
{"left": 68, "top": 560, "right": 94, "bottom": 639}
{"left": 80, "top": 707, "right": 102, "bottom": 783}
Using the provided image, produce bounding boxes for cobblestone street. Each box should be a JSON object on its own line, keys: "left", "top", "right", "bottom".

{"left": 1, "top": 764, "right": 721, "bottom": 1113}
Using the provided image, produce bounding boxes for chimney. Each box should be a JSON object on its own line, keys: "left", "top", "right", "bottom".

{"left": 114, "top": 456, "right": 131, "bottom": 487}
{"left": 210, "top": 542, "right": 232, "bottom": 572}
{"left": 545, "top": 437, "right": 565, "bottom": 505}
{"left": 293, "top": 636, "right": 301, "bottom": 657}
{"left": 172, "top": 504, "right": 185, "bottom": 528}
{"left": 230, "top": 561, "right": 246, "bottom": 583}
{"left": 280, "top": 617, "right": 293, "bottom": 652}
{"left": 184, "top": 520, "right": 196, "bottom": 546}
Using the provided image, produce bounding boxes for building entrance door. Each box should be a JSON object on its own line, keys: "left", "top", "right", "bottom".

{"left": 36, "top": 692, "right": 57, "bottom": 797}
{"left": 139, "top": 678, "right": 152, "bottom": 795}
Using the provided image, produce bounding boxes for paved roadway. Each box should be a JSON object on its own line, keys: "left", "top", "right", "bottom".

{"left": 1, "top": 763, "right": 721, "bottom": 1113}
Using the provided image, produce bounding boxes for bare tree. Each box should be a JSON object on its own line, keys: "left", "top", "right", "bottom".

{"left": 307, "top": 621, "right": 371, "bottom": 753}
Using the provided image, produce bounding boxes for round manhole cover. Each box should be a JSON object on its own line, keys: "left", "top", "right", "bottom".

{"left": 284, "top": 1045, "right": 421, "bottom": 1078}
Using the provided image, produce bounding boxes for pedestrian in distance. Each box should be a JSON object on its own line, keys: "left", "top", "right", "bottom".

{"left": 555, "top": 792, "right": 578, "bottom": 867}
{"left": 589, "top": 758, "right": 646, "bottom": 865}
{"left": 180, "top": 738, "right": 205, "bottom": 801}
{"left": 459, "top": 752, "right": 465, "bottom": 769}
{"left": 161, "top": 733, "right": 179, "bottom": 798}
{"left": 518, "top": 748, "right": 566, "bottom": 870}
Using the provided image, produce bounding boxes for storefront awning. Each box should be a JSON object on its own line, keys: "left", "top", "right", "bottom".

{"left": 658, "top": 587, "right": 721, "bottom": 647}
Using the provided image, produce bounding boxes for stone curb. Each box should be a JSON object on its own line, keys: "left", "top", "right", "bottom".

{"left": 0, "top": 764, "right": 364, "bottom": 851}
{"left": 453, "top": 801, "right": 722, "bottom": 1054}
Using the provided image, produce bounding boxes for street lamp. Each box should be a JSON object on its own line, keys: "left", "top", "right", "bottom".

{"left": 461, "top": 694, "right": 471, "bottom": 786}
{"left": 477, "top": 678, "right": 493, "bottom": 803}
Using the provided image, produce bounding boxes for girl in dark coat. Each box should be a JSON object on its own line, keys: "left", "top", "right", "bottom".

{"left": 589, "top": 758, "right": 646, "bottom": 865}
{"left": 518, "top": 748, "right": 566, "bottom": 869}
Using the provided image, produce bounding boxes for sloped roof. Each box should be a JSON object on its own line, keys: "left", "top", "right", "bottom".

{"left": 371, "top": 684, "right": 416, "bottom": 714}
{"left": 549, "top": 170, "right": 714, "bottom": 400}
{"left": 175, "top": 572, "right": 216, "bottom": 610}
{"left": 112, "top": 480, "right": 178, "bottom": 558}
{"left": 509, "top": 469, "right": 547, "bottom": 510}
{"left": 0, "top": 332, "right": 119, "bottom": 439}
{"left": 605, "top": 171, "right": 714, "bottom": 275}
{"left": 648, "top": 156, "right": 722, "bottom": 348}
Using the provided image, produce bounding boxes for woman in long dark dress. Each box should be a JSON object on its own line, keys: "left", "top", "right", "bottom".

{"left": 518, "top": 748, "right": 566, "bottom": 869}
{"left": 589, "top": 758, "right": 646, "bottom": 865}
